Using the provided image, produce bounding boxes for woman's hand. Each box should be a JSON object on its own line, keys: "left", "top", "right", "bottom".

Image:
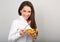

{"left": 19, "top": 29, "right": 26, "bottom": 36}
{"left": 30, "top": 33, "right": 36, "bottom": 39}
{"left": 30, "top": 29, "right": 38, "bottom": 39}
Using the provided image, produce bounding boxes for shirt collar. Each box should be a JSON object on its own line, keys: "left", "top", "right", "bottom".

{"left": 19, "top": 15, "right": 27, "bottom": 24}
{"left": 19, "top": 16, "right": 31, "bottom": 29}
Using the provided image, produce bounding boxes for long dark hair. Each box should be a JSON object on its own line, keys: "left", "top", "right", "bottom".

{"left": 18, "top": 1, "right": 37, "bottom": 29}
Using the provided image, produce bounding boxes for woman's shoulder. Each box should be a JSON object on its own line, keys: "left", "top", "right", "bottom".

{"left": 12, "top": 18, "right": 21, "bottom": 24}
{"left": 12, "top": 16, "right": 23, "bottom": 22}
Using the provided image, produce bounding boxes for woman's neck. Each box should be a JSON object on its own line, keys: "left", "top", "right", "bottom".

{"left": 27, "top": 20, "right": 31, "bottom": 24}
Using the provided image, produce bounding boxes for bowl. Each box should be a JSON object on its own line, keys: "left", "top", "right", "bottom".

{"left": 26, "top": 29, "right": 36, "bottom": 35}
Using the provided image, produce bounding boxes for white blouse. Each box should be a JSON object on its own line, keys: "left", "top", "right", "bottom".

{"left": 8, "top": 16, "right": 33, "bottom": 42}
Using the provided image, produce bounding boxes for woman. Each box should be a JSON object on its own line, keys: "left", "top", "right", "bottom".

{"left": 8, "top": 1, "right": 38, "bottom": 42}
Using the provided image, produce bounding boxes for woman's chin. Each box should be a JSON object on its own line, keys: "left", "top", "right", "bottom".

{"left": 25, "top": 18, "right": 29, "bottom": 20}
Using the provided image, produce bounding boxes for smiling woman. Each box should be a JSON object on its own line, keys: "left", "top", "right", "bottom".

{"left": 18, "top": 1, "right": 37, "bottom": 29}
{"left": 8, "top": 1, "right": 38, "bottom": 42}
{"left": 20, "top": 5, "right": 31, "bottom": 20}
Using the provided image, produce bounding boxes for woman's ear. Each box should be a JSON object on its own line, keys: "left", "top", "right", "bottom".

{"left": 20, "top": 10, "right": 22, "bottom": 14}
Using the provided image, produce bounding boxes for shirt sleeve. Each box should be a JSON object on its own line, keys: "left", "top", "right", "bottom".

{"left": 8, "top": 20, "right": 22, "bottom": 42}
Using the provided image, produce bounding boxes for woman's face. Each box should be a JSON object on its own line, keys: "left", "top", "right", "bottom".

{"left": 20, "top": 5, "right": 31, "bottom": 20}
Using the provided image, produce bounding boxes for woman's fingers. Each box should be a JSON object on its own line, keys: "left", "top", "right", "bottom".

{"left": 20, "top": 29, "right": 26, "bottom": 36}
{"left": 31, "top": 34, "right": 36, "bottom": 39}
{"left": 20, "top": 31, "right": 23, "bottom": 35}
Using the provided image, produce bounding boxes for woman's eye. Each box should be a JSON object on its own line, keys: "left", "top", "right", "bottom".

{"left": 28, "top": 11, "right": 31, "bottom": 13}
{"left": 23, "top": 10, "right": 26, "bottom": 12}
